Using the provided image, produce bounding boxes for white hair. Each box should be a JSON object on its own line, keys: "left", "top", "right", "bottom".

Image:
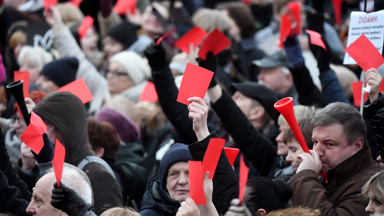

{"left": 17, "top": 45, "right": 53, "bottom": 69}
{"left": 48, "top": 163, "right": 93, "bottom": 204}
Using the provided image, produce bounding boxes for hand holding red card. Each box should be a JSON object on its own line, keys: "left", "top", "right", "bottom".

{"left": 139, "top": 82, "right": 158, "bottom": 103}
{"left": 351, "top": 79, "right": 384, "bottom": 106}
{"left": 20, "top": 112, "right": 47, "bottom": 154}
{"left": 345, "top": 34, "right": 384, "bottom": 72}
{"left": 114, "top": 0, "right": 137, "bottom": 15}
{"left": 239, "top": 155, "right": 249, "bottom": 202}
{"left": 177, "top": 63, "right": 214, "bottom": 105}
{"left": 175, "top": 26, "right": 207, "bottom": 54}
{"left": 78, "top": 16, "right": 94, "bottom": 40}
{"left": 287, "top": 1, "right": 301, "bottom": 35}
{"left": 53, "top": 140, "right": 65, "bottom": 188}
{"left": 224, "top": 147, "right": 239, "bottom": 167}
{"left": 58, "top": 78, "right": 93, "bottom": 104}
{"left": 202, "top": 138, "right": 225, "bottom": 179}
{"left": 188, "top": 161, "right": 206, "bottom": 205}
{"left": 198, "top": 29, "right": 231, "bottom": 60}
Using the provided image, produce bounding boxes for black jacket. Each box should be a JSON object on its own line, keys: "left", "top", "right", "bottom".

{"left": 364, "top": 92, "right": 384, "bottom": 159}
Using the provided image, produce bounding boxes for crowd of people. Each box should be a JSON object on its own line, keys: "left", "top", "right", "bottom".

{"left": 0, "top": 0, "right": 384, "bottom": 215}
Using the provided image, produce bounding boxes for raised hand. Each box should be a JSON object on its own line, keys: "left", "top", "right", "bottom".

{"left": 187, "top": 97, "right": 209, "bottom": 141}
{"left": 365, "top": 68, "right": 382, "bottom": 103}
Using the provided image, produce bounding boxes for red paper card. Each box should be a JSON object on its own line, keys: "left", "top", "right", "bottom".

{"left": 175, "top": 26, "right": 207, "bottom": 54}
{"left": 306, "top": 30, "right": 327, "bottom": 51}
{"left": 78, "top": 16, "right": 94, "bottom": 40}
{"left": 43, "top": 0, "right": 58, "bottom": 10}
{"left": 114, "top": 0, "right": 137, "bottom": 15}
{"left": 14, "top": 71, "right": 30, "bottom": 98}
{"left": 53, "top": 139, "right": 65, "bottom": 188}
{"left": 202, "top": 138, "right": 225, "bottom": 179}
{"left": 239, "top": 154, "right": 249, "bottom": 202}
{"left": 287, "top": 1, "right": 301, "bottom": 35}
{"left": 176, "top": 63, "right": 214, "bottom": 105}
{"left": 345, "top": 34, "right": 384, "bottom": 72}
{"left": 58, "top": 78, "right": 93, "bottom": 104}
{"left": 332, "top": 0, "right": 342, "bottom": 26}
{"left": 279, "top": 14, "right": 293, "bottom": 48}
{"left": 157, "top": 28, "right": 176, "bottom": 45}
{"left": 224, "top": 147, "right": 239, "bottom": 167}
{"left": 139, "top": 82, "right": 158, "bottom": 103}
{"left": 198, "top": 29, "right": 231, "bottom": 60}
{"left": 20, "top": 112, "right": 47, "bottom": 154}
{"left": 188, "top": 161, "right": 206, "bottom": 205}
{"left": 70, "top": 0, "right": 82, "bottom": 7}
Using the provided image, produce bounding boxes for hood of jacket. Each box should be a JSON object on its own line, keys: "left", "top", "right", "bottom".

{"left": 33, "top": 92, "right": 93, "bottom": 165}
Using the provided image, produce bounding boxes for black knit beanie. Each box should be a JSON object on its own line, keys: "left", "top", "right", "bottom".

{"left": 40, "top": 57, "right": 79, "bottom": 87}
{"left": 158, "top": 143, "right": 193, "bottom": 189}
{"left": 106, "top": 21, "right": 140, "bottom": 49}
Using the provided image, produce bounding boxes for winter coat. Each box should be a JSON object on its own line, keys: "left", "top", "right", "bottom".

{"left": 288, "top": 144, "right": 382, "bottom": 215}
{"left": 364, "top": 92, "right": 384, "bottom": 159}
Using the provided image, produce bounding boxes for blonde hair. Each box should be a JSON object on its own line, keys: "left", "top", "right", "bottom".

{"left": 362, "top": 170, "right": 384, "bottom": 206}
{"left": 267, "top": 207, "right": 321, "bottom": 216}
{"left": 192, "top": 8, "right": 235, "bottom": 34}
{"left": 56, "top": 3, "right": 84, "bottom": 25}
{"left": 277, "top": 105, "right": 317, "bottom": 128}
{"left": 100, "top": 207, "right": 140, "bottom": 216}
{"left": 18, "top": 46, "right": 53, "bottom": 70}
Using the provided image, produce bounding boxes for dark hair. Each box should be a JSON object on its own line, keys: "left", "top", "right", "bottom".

{"left": 87, "top": 119, "right": 121, "bottom": 160}
{"left": 284, "top": 118, "right": 314, "bottom": 149}
{"left": 311, "top": 102, "right": 367, "bottom": 145}
{"left": 245, "top": 177, "right": 292, "bottom": 213}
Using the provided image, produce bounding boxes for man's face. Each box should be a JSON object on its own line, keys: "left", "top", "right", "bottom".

{"left": 257, "top": 67, "right": 290, "bottom": 94}
{"left": 286, "top": 138, "right": 303, "bottom": 172}
{"left": 232, "top": 91, "right": 255, "bottom": 120}
{"left": 25, "top": 173, "right": 63, "bottom": 216}
{"left": 35, "top": 75, "right": 59, "bottom": 95}
{"left": 312, "top": 123, "right": 359, "bottom": 173}
{"left": 365, "top": 191, "right": 384, "bottom": 215}
{"left": 166, "top": 162, "right": 189, "bottom": 202}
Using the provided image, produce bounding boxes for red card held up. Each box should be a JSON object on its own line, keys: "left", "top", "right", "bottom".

{"left": 53, "top": 139, "right": 66, "bottom": 188}
{"left": 156, "top": 29, "right": 176, "bottom": 45}
{"left": 139, "top": 81, "right": 158, "bottom": 103}
{"left": 43, "top": 0, "right": 58, "bottom": 10}
{"left": 332, "top": 0, "right": 342, "bottom": 26}
{"left": 198, "top": 29, "right": 231, "bottom": 60}
{"left": 14, "top": 71, "right": 30, "bottom": 98}
{"left": 224, "top": 147, "right": 239, "bottom": 167}
{"left": 345, "top": 34, "right": 384, "bottom": 72}
{"left": 20, "top": 112, "right": 47, "bottom": 154}
{"left": 279, "top": 14, "right": 293, "bottom": 48}
{"left": 175, "top": 26, "right": 207, "bottom": 54}
{"left": 78, "top": 16, "right": 94, "bottom": 40}
{"left": 351, "top": 81, "right": 368, "bottom": 107}
{"left": 176, "top": 63, "right": 214, "bottom": 105}
{"left": 114, "top": 0, "right": 137, "bottom": 15}
{"left": 287, "top": 1, "right": 301, "bottom": 35}
{"left": 306, "top": 30, "right": 327, "bottom": 51}
{"left": 188, "top": 161, "right": 206, "bottom": 205}
{"left": 202, "top": 138, "right": 225, "bottom": 179}
{"left": 58, "top": 78, "right": 93, "bottom": 104}
{"left": 239, "top": 154, "right": 249, "bottom": 202}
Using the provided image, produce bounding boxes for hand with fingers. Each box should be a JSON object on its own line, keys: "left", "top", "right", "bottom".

{"left": 365, "top": 68, "right": 382, "bottom": 103}
{"left": 176, "top": 198, "right": 200, "bottom": 216}
{"left": 187, "top": 97, "right": 210, "bottom": 141}
{"left": 224, "top": 198, "right": 252, "bottom": 216}
{"left": 197, "top": 171, "right": 219, "bottom": 216}
{"left": 44, "top": 6, "right": 64, "bottom": 30}
{"left": 143, "top": 37, "right": 168, "bottom": 71}
{"left": 296, "top": 150, "right": 322, "bottom": 174}
{"left": 20, "top": 143, "right": 36, "bottom": 173}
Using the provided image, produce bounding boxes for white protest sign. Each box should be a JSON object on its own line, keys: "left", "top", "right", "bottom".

{"left": 344, "top": 10, "right": 384, "bottom": 65}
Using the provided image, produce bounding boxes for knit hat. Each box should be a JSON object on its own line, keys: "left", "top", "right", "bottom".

{"left": 95, "top": 107, "right": 140, "bottom": 143}
{"left": 110, "top": 51, "right": 150, "bottom": 84}
{"left": 158, "top": 143, "right": 192, "bottom": 189}
{"left": 231, "top": 82, "right": 279, "bottom": 122}
{"left": 40, "top": 57, "right": 78, "bottom": 87}
{"left": 106, "top": 21, "right": 140, "bottom": 49}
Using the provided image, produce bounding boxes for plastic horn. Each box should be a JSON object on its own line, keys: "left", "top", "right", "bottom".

{"left": 6, "top": 80, "right": 30, "bottom": 125}
{"left": 274, "top": 97, "right": 310, "bottom": 153}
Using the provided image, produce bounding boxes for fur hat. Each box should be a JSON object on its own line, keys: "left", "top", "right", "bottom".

{"left": 40, "top": 57, "right": 78, "bottom": 87}
{"left": 110, "top": 51, "right": 150, "bottom": 84}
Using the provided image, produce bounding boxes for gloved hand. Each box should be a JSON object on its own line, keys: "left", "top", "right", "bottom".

{"left": 51, "top": 181, "right": 93, "bottom": 216}
{"left": 196, "top": 51, "right": 217, "bottom": 88}
{"left": 306, "top": 9, "right": 324, "bottom": 35}
{"left": 144, "top": 38, "right": 168, "bottom": 71}
{"left": 309, "top": 34, "right": 331, "bottom": 73}
{"left": 283, "top": 34, "right": 305, "bottom": 67}
{"left": 32, "top": 133, "right": 53, "bottom": 163}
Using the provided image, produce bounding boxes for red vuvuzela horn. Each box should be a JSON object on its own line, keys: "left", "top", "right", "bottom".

{"left": 274, "top": 97, "right": 310, "bottom": 153}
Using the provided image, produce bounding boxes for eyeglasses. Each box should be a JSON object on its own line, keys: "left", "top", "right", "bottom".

{"left": 106, "top": 70, "right": 128, "bottom": 77}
